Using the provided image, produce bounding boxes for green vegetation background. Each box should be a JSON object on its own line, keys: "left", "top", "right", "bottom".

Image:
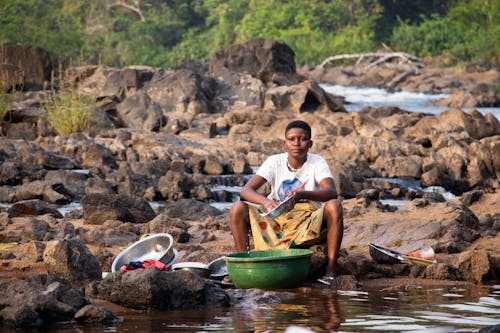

{"left": 1, "top": 0, "right": 498, "bottom": 68}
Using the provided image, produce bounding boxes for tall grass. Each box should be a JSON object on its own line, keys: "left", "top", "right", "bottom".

{"left": 0, "top": 91, "right": 11, "bottom": 123}
{"left": 43, "top": 71, "right": 95, "bottom": 136}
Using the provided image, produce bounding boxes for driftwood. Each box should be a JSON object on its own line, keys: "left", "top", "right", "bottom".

{"left": 111, "top": 0, "right": 145, "bottom": 21}
{"left": 319, "top": 52, "right": 421, "bottom": 69}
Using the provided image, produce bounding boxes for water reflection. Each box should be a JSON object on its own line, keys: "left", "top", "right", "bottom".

{"left": 323, "top": 292, "right": 344, "bottom": 332}
{"left": 40, "top": 283, "right": 500, "bottom": 332}
{"left": 227, "top": 288, "right": 344, "bottom": 333}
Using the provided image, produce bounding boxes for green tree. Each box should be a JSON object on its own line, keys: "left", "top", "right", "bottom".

{"left": 390, "top": 0, "right": 499, "bottom": 65}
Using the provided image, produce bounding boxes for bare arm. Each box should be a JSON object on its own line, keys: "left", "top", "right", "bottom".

{"left": 240, "top": 175, "right": 277, "bottom": 212}
{"left": 291, "top": 177, "right": 338, "bottom": 203}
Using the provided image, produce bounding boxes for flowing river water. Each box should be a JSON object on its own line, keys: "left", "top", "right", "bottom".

{"left": 2, "top": 86, "right": 500, "bottom": 333}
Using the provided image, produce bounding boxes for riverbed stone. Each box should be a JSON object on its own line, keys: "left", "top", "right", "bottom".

{"left": 457, "top": 250, "right": 491, "bottom": 283}
{"left": 88, "top": 268, "right": 229, "bottom": 310}
{"left": 7, "top": 199, "right": 63, "bottom": 218}
{"left": 74, "top": 304, "right": 119, "bottom": 323}
{"left": 0, "top": 274, "right": 89, "bottom": 328}
{"left": 43, "top": 239, "right": 102, "bottom": 291}
{"left": 81, "top": 193, "right": 156, "bottom": 224}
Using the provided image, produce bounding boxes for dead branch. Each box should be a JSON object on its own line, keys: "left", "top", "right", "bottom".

{"left": 319, "top": 52, "right": 421, "bottom": 69}
{"left": 388, "top": 67, "right": 420, "bottom": 88}
{"left": 111, "top": 0, "right": 145, "bottom": 21}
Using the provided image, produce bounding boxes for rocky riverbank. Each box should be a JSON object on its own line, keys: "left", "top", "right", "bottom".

{"left": 0, "top": 38, "right": 498, "bottom": 328}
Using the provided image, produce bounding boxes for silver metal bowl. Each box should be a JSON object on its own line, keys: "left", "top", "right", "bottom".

{"left": 172, "top": 262, "right": 210, "bottom": 278}
{"left": 111, "top": 233, "right": 176, "bottom": 272}
{"left": 368, "top": 242, "right": 404, "bottom": 264}
{"left": 207, "top": 256, "right": 228, "bottom": 280}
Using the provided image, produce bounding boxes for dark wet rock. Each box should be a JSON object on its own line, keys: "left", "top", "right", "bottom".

{"left": 81, "top": 144, "right": 118, "bottom": 175}
{"left": 82, "top": 229, "right": 105, "bottom": 246}
{"left": 0, "top": 274, "right": 89, "bottom": 328}
{"left": 116, "top": 91, "right": 165, "bottom": 131}
{"left": 0, "top": 161, "right": 22, "bottom": 185}
{"left": 460, "top": 190, "right": 484, "bottom": 206}
{"left": 411, "top": 198, "right": 429, "bottom": 207}
{"left": 74, "top": 304, "right": 120, "bottom": 323}
{"left": 333, "top": 173, "right": 365, "bottom": 199}
{"left": 76, "top": 66, "right": 153, "bottom": 102}
{"left": 356, "top": 189, "right": 380, "bottom": 202}
{"left": 64, "top": 209, "right": 84, "bottom": 219}
{"left": 158, "top": 170, "right": 195, "bottom": 200}
{"left": 55, "top": 221, "right": 78, "bottom": 242}
{"left": 81, "top": 193, "right": 156, "bottom": 224}
{"left": 44, "top": 170, "right": 88, "bottom": 199}
{"left": 34, "top": 151, "right": 74, "bottom": 170}
{"left": 435, "top": 202, "right": 480, "bottom": 253}
{"left": 43, "top": 239, "right": 102, "bottom": 291}
{"left": 0, "top": 305, "right": 43, "bottom": 329}
{"left": 203, "top": 155, "right": 225, "bottom": 175}
{"left": 93, "top": 248, "right": 115, "bottom": 273}
{"left": 144, "top": 68, "right": 218, "bottom": 118}
{"left": 479, "top": 324, "right": 500, "bottom": 333}
{"left": 22, "top": 240, "right": 46, "bottom": 262}
{"left": 82, "top": 228, "right": 138, "bottom": 248}
{"left": 422, "top": 191, "right": 446, "bottom": 203}
{"left": 107, "top": 165, "right": 156, "bottom": 198}
{"left": 423, "top": 263, "right": 462, "bottom": 280}
{"left": 8, "top": 199, "right": 63, "bottom": 218}
{"left": 210, "top": 37, "right": 298, "bottom": 85}
{"left": 102, "top": 228, "right": 139, "bottom": 247}
{"left": 263, "top": 79, "right": 345, "bottom": 113}
{"left": 87, "top": 268, "right": 229, "bottom": 310}
{"left": 457, "top": 250, "right": 491, "bottom": 283}
{"left": 144, "top": 214, "right": 190, "bottom": 243}
{"left": 85, "top": 177, "right": 116, "bottom": 195}
{"left": 160, "top": 199, "right": 223, "bottom": 220}
{"left": 0, "top": 217, "right": 56, "bottom": 243}
{"left": 335, "top": 275, "right": 360, "bottom": 290}
{"left": 20, "top": 218, "right": 54, "bottom": 242}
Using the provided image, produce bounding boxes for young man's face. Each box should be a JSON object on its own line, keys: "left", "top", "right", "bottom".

{"left": 284, "top": 127, "right": 312, "bottom": 159}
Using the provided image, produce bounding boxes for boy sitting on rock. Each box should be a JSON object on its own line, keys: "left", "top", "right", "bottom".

{"left": 229, "top": 120, "right": 344, "bottom": 286}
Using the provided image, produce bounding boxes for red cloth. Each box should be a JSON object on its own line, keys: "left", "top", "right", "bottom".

{"left": 120, "top": 259, "right": 168, "bottom": 272}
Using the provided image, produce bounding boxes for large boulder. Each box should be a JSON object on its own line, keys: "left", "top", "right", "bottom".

{"left": 81, "top": 193, "right": 156, "bottom": 224}
{"left": 0, "top": 45, "right": 52, "bottom": 91}
{"left": 0, "top": 274, "right": 89, "bottom": 328}
{"left": 87, "top": 268, "right": 229, "bottom": 310}
{"left": 115, "top": 91, "right": 165, "bottom": 131}
{"left": 43, "top": 239, "right": 102, "bottom": 291}
{"left": 209, "top": 38, "right": 298, "bottom": 85}
{"left": 7, "top": 199, "right": 63, "bottom": 218}
{"left": 263, "top": 79, "right": 345, "bottom": 113}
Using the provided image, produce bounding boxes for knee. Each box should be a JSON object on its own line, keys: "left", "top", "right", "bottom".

{"left": 231, "top": 201, "right": 247, "bottom": 213}
{"left": 325, "top": 199, "right": 343, "bottom": 219}
{"left": 230, "top": 201, "right": 249, "bottom": 220}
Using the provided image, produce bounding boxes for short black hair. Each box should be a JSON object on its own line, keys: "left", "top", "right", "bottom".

{"left": 285, "top": 120, "right": 311, "bottom": 139}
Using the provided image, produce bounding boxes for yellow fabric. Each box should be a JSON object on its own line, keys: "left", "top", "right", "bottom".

{"left": 248, "top": 201, "right": 325, "bottom": 250}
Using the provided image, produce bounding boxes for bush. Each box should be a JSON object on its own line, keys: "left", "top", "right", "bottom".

{"left": 43, "top": 84, "right": 94, "bottom": 136}
{"left": 0, "top": 91, "right": 11, "bottom": 123}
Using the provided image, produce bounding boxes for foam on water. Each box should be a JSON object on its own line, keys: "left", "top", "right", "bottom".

{"left": 322, "top": 84, "right": 500, "bottom": 119}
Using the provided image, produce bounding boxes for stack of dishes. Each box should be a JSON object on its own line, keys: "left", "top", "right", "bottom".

{"left": 111, "top": 233, "right": 178, "bottom": 273}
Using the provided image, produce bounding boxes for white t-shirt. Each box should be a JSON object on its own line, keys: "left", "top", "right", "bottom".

{"left": 256, "top": 153, "right": 333, "bottom": 202}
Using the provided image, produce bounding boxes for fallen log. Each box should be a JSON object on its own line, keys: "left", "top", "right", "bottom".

{"left": 319, "top": 52, "right": 421, "bottom": 69}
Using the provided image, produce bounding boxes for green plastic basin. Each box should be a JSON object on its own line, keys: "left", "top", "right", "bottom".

{"left": 224, "top": 249, "right": 313, "bottom": 289}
